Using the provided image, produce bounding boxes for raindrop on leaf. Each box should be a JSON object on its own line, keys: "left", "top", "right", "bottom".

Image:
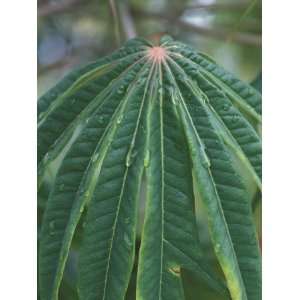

{"left": 169, "top": 266, "right": 181, "bottom": 276}
{"left": 144, "top": 150, "right": 150, "bottom": 168}
{"left": 49, "top": 221, "right": 56, "bottom": 235}
{"left": 126, "top": 149, "right": 138, "bottom": 167}
{"left": 232, "top": 114, "right": 240, "bottom": 123}
{"left": 117, "top": 85, "right": 125, "bottom": 94}
{"left": 92, "top": 153, "right": 99, "bottom": 162}
{"left": 223, "top": 103, "right": 230, "bottom": 111}
{"left": 137, "top": 78, "right": 144, "bottom": 85}
{"left": 49, "top": 221, "right": 55, "bottom": 230}
{"left": 124, "top": 233, "right": 132, "bottom": 247}
{"left": 117, "top": 115, "right": 123, "bottom": 124}
{"left": 98, "top": 116, "right": 104, "bottom": 125}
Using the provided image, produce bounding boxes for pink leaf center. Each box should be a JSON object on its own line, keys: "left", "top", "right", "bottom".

{"left": 147, "top": 46, "right": 167, "bottom": 63}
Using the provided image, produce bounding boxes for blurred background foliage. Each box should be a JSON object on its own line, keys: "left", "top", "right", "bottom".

{"left": 38, "top": 0, "right": 261, "bottom": 96}
{"left": 37, "top": 1, "right": 261, "bottom": 299}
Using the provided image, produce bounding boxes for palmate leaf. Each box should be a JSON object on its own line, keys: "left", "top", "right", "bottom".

{"left": 38, "top": 36, "right": 261, "bottom": 300}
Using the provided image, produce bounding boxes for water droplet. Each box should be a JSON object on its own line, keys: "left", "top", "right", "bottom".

{"left": 124, "top": 233, "right": 132, "bottom": 246}
{"left": 49, "top": 221, "right": 56, "bottom": 235}
{"left": 201, "top": 154, "right": 211, "bottom": 168}
{"left": 80, "top": 206, "right": 84, "bottom": 213}
{"left": 191, "top": 69, "right": 198, "bottom": 76}
{"left": 92, "top": 153, "right": 99, "bottom": 162}
{"left": 178, "top": 74, "right": 188, "bottom": 82}
{"left": 231, "top": 114, "right": 239, "bottom": 123}
{"left": 223, "top": 103, "right": 230, "bottom": 111}
{"left": 201, "top": 95, "right": 209, "bottom": 104}
{"left": 169, "top": 266, "right": 180, "bottom": 276}
{"left": 202, "top": 160, "right": 210, "bottom": 168}
{"left": 144, "top": 150, "right": 150, "bottom": 168}
{"left": 58, "top": 183, "right": 65, "bottom": 191}
{"left": 137, "top": 78, "right": 144, "bottom": 85}
{"left": 71, "top": 98, "right": 76, "bottom": 105}
{"left": 126, "top": 149, "right": 138, "bottom": 167}
{"left": 126, "top": 155, "right": 132, "bottom": 167}
{"left": 158, "top": 87, "right": 163, "bottom": 96}
{"left": 117, "top": 115, "right": 123, "bottom": 124}
{"left": 85, "top": 118, "right": 90, "bottom": 124}
{"left": 171, "top": 89, "right": 178, "bottom": 105}
{"left": 98, "top": 116, "right": 104, "bottom": 125}
{"left": 49, "top": 221, "right": 55, "bottom": 229}
{"left": 118, "top": 85, "right": 125, "bottom": 94}
{"left": 166, "top": 85, "right": 174, "bottom": 95}
{"left": 215, "top": 243, "right": 221, "bottom": 253}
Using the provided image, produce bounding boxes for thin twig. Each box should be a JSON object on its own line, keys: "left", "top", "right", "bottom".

{"left": 131, "top": 9, "right": 261, "bottom": 47}
{"left": 118, "top": 0, "right": 137, "bottom": 39}
{"left": 109, "top": 0, "right": 121, "bottom": 46}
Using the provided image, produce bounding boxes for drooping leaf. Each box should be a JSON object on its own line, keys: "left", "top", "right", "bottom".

{"left": 39, "top": 48, "right": 150, "bottom": 300}
{"left": 38, "top": 36, "right": 261, "bottom": 300}
{"left": 137, "top": 64, "right": 228, "bottom": 300}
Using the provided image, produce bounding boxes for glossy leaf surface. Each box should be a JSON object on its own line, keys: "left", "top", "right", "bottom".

{"left": 38, "top": 36, "right": 261, "bottom": 300}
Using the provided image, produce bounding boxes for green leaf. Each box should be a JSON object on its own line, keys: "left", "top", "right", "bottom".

{"left": 39, "top": 50, "right": 149, "bottom": 299}
{"left": 38, "top": 36, "right": 261, "bottom": 300}
{"left": 166, "top": 40, "right": 262, "bottom": 122}
{"left": 166, "top": 56, "right": 262, "bottom": 187}
{"left": 162, "top": 60, "right": 261, "bottom": 299}
{"left": 78, "top": 61, "right": 154, "bottom": 300}
{"left": 137, "top": 64, "right": 228, "bottom": 300}
{"left": 37, "top": 40, "right": 149, "bottom": 191}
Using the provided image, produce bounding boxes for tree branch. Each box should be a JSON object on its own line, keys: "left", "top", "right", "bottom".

{"left": 118, "top": 0, "right": 137, "bottom": 39}
{"left": 109, "top": 0, "right": 121, "bottom": 46}
{"left": 132, "top": 9, "right": 261, "bottom": 47}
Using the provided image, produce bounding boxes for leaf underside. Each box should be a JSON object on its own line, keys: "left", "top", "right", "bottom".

{"left": 38, "top": 36, "right": 261, "bottom": 300}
